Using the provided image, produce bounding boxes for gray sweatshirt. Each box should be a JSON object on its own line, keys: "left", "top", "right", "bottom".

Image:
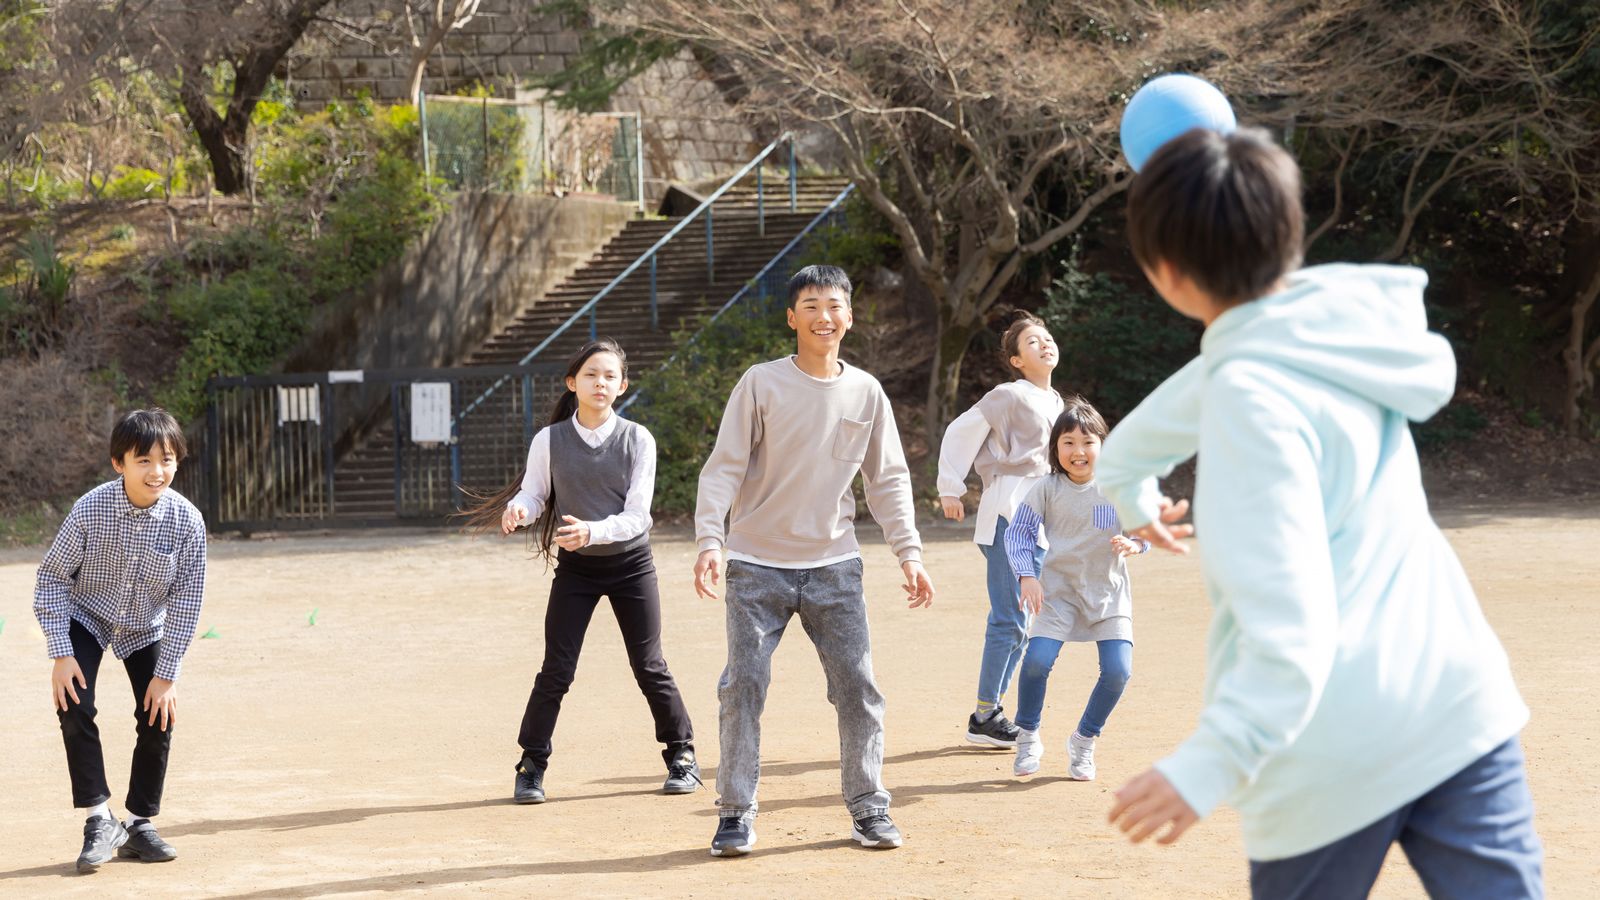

{"left": 1006, "top": 475, "right": 1134, "bottom": 643}
{"left": 695, "top": 357, "right": 922, "bottom": 565}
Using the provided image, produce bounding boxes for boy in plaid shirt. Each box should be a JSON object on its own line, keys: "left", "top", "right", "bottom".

{"left": 34, "top": 408, "right": 207, "bottom": 874}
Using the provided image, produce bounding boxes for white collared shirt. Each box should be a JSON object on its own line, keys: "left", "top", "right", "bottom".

{"left": 509, "top": 413, "right": 655, "bottom": 546}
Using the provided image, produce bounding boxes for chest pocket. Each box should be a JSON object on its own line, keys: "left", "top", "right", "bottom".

{"left": 1092, "top": 503, "right": 1119, "bottom": 531}
{"left": 832, "top": 417, "right": 871, "bottom": 463}
{"left": 142, "top": 549, "right": 178, "bottom": 593}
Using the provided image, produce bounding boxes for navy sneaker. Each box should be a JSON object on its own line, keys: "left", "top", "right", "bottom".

{"left": 965, "top": 707, "right": 1022, "bottom": 749}
{"left": 117, "top": 819, "right": 177, "bottom": 862}
{"left": 76, "top": 816, "right": 128, "bottom": 874}
{"left": 662, "top": 749, "right": 702, "bottom": 795}
{"left": 710, "top": 814, "right": 756, "bottom": 857}
{"left": 851, "top": 812, "right": 903, "bottom": 849}
{"left": 513, "top": 761, "right": 546, "bottom": 804}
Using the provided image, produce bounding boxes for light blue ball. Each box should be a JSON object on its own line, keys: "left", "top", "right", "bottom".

{"left": 1119, "top": 74, "right": 1237, "bottom": 173}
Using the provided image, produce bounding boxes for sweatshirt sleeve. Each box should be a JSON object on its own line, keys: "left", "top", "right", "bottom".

{"left": 1099, "top": 356, "right": 1206, "bottom": 529}
{"left": 860, "top": 384, "right": 922, "bottom": 563}
{"left": 695, "top": 368, "right": 761, "bottom": 553}
{"left": 936, "top": 404, "right": 990, "bottom": 498}
{"left": 1153, "top": 362, "right": 1339, "bottom": 819}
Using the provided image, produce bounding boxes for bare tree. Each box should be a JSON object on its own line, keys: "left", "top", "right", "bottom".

{"left": 592, "top": 0, "right": 1306, "bottom": 439}
{"left": 402, "top": 0, "right": 485, "bottom": 103}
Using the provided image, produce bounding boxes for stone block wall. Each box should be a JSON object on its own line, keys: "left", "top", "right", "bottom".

{"left": 285, "top": 0, "right": 582, "bottom": 105}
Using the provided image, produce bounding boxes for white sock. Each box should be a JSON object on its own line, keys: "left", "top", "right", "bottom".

{"left": 86, "top": 801, "right": 110, "bottom": 821}
{"left": 126, "top": 815, "right": 150, "bottom": 828}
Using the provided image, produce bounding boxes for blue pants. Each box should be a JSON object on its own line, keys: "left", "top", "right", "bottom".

{"left": 1013, "top": 637, "right": 1132, "bottom": 736}
{"left": 975, "top": 516, "right": 1043, "bottom": 706}
{"left": 1250, "top": 736, "right": 1543, "bottom": 899}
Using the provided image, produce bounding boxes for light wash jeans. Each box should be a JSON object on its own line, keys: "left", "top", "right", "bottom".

{"left": 1012, "top": 637, "right": 1132, "bottom": 737}
{"left": 715, "top": 557, "right": 890, "bottom": 819}
{"left": 1249, "top": 736, "right": 1543, "bottom": 899}
{"left": 976, "top": 515, "right": 1042, "bottom": 706}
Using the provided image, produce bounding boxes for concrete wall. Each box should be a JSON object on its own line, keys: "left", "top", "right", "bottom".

{"left": 609, "top": 50, "right": 764, "bottom": 202}
{"left": 285, "top": 192, "right": 635, "bottom": 374}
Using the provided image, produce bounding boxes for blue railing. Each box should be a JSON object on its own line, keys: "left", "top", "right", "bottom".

{"left": 617, "top": 183, "right": 856, "bottom": 414}
{"left": 456, "top": 132, "right": 801, "bottom": 423}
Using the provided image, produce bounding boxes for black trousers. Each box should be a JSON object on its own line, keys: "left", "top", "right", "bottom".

{"left": 58, "top": 619, "right": 172, "bottom": 816}
{"left": 517, "top": 543, "right": 694, "bottom": 772}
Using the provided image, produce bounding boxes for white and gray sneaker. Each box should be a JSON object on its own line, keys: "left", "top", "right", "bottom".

{"left": 1068, "top": 730, "right": 1097, "bottom": 781}
{"left": 851, "top": 812, "right": 903, "bottom": 849}
{"left": 1013, "top": 728, "right": 1044, "bottom": 777}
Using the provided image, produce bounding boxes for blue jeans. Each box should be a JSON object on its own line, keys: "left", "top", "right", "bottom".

{"left": 1250, "top": 736, "right": 1543, "bottom": 899}
{"left": 1012, "top": 637, "right": 1132, "bottom": 735}
{"left": 975, "top": 516, "right": 1043, "bottom": 706}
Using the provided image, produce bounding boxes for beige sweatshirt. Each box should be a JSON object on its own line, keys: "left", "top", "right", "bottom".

{"left": 695, "top": 357, "right": 922, "bottom": 564}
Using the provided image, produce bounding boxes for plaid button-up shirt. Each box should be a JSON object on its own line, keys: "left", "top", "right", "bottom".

{"left": 34, "top": 480, "right": 208, "bottom": 681}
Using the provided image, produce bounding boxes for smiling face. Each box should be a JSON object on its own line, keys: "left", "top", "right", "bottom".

{"left": 565, "top": 350, "right": 627, "bottom": 417}
{"left": 1009, "top": 324, "right": 1059, "bottom": 378}
{"left": 112, "top": 441, "right": 180, "bottom": 508}
{"left": 787, "top": 285, "right": 853, "bottom": 356}
{"left": 1055, "top": 427, "right": 1101, "bottom": 485}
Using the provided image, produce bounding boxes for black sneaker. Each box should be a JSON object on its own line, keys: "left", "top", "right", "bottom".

{"left": 851, "top": 812, "right": 903, "bottom": 849}
{"left": 117, "top": 819, "right": 177, "bottom": 862}
{"left": 710, "top": 814, "right": 756, "bottom": 857}
{"left": 76, "top": 816, "right": 128, "bottom": 874}
{"left": 965, "top": 707, "right": 1022, "bottom": 748}
{"left": 662, "top": 749, "right": 702, "bottom": 795}
{"left": 513, "top": 761, "right": 546, "bottom": 804}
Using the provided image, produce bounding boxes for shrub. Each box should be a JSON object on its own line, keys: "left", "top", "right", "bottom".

{"left": 1039, "top": 248, "right": 1202, "bottom": 422}
{"left": 630, "top": 300, "right": 793, "bottom": 515}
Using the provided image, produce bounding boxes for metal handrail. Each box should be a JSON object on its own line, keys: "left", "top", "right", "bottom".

{"left": 617, "top": 182, "right": 857, "bottom": 414}
{"left": 456, "top": 131, "right": 800, "bottom": 423}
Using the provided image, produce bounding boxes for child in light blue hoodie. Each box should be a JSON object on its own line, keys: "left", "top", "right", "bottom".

{"left": 1100, "top": 127, "right": 1542, "bottom": 899}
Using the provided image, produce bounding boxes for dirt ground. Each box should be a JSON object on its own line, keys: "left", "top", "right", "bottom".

{"left": 1, "top": 502, "right": 1596, "bottom": 898}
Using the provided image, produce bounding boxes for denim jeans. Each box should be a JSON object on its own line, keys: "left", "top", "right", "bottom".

{"left": 716, "top": 557, "right": 890, "bottom": 819}
{"left": 1249, "top": 736, "right": 1543, "bottom": 899}
{"left": 975, "top": 515, "right": 1043, "bottom": 706}
{"left": 1012, "top": 637, "right": 1132, "bottom": 736}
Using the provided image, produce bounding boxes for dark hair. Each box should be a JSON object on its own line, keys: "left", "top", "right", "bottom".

{"left": 787, "top": 264, "right": 852, "bottom": 307}
{"left": 458, "top": 339, "right": 629, "bottom": 566}
{"left": 110, "top": 408, "right": 187, "bottom": 462}
{"left": 1046, "top": 397, "right": 1108, "bottom": 476}
{"left": 1000, "top": 311, "right": 1048, "bottom": 378}
{"left": 1126, "top": 126, "right": 1304, "bottom": 306}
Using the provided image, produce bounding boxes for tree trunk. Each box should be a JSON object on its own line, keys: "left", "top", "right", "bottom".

{"left": 924, "top": 310, "right": 980, "bottom": 450}
{"left": 1563, "top": 264, "right": 1600, "bottom": 435}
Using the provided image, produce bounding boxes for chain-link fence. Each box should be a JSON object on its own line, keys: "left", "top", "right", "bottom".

{"left": 418, "top": 94, "right": 642, "bottom": 208}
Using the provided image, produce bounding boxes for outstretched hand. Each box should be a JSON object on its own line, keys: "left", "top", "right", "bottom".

{"left": 901, "top": 560, "right": 934, "bottom": 608}
{"left": 1109, "top": 768, "right": 1199, "bottom": 845}
{"left": 1129, "top": 497, "right": 1194, "bottom": 555}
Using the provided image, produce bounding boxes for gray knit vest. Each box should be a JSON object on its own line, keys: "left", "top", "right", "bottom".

{"left": 548, "top": 417, "right": 649, "bottom": 556}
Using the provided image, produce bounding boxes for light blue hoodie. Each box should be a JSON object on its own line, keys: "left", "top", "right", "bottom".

{"left": 1099, "top": 263, "right": 1528, "bottom": 860}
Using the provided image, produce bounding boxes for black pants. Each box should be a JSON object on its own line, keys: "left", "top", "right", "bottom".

{"left": 58, "top": 619, "right": 172, "bottom": 816}
{"left": 517, "top": 543, "right": 694, "bottom": 772}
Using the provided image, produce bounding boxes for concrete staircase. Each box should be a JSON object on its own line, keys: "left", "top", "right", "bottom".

{"left": 326, "top": 173, "right": 851, "bottom": 520}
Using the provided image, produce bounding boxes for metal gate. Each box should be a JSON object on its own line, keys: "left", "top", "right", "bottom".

{"left": 177, "top": 364, "right": 566, "bottom": 532}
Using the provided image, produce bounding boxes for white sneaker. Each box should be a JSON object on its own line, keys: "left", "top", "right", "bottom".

{"left": 1014, "top": 729, "right": 1044, "bottom": 777}
{"left": 1068, "top": 731, "right": 1097, "bottom": 781}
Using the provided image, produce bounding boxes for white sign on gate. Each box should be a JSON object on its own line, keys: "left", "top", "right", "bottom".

{"left": 276, "top": 385, "right": 321, "bottom": 425}
{"left": 410, "top": 382, "right": 453, "bottom": 444}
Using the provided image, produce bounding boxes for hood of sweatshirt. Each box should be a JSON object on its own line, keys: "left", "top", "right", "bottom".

{"left": 1200, "top": 263, "right": 1456, "bottom": 422}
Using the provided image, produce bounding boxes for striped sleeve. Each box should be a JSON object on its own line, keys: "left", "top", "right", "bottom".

{"left": 1005, "top": 502, "right": 1044, "bottom": 579}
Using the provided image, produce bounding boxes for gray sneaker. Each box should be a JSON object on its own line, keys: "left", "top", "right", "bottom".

{"left": 117, "top": 819, "right": 177, "bottom": 862}
{"left": 710, "top": 814, "right": 757, "bottom": 857}
{"left": 662, "top": 749, "right": 702, "bottom": 795}
{"left": 851, "top": 812, "right": 903, "bottom": 849}
{"left": 76, "top": 816, "right": 128, "bottom": 874}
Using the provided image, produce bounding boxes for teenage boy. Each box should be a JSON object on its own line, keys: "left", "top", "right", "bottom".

{"left": 35, "top": 408, "right": 207, "bottom": 874}
{"left": 1098, "top": 128, "right": 1541, "bottom": 899}
{"left": 693, "top": 264, "right": 935, "bottom": 857}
